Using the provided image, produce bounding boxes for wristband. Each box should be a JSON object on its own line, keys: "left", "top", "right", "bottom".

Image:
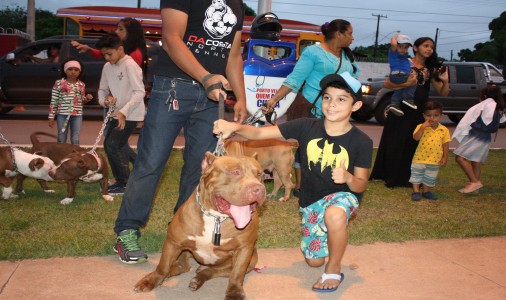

{"left": 202, "top": 73, "right": 217, "bottom": 86}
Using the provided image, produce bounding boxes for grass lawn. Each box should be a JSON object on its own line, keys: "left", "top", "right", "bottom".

{"left": 1, "top": 149, "right": 505, "bottom": 260}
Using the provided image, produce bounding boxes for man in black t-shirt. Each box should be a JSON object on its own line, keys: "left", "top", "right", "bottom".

{"left": 113, "top": 0, "right": 247, "bottom": 264}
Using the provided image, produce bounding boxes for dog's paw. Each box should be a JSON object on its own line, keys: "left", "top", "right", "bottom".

{"left": 266, "top": 193, "right": 275, "bottom": 198}
{"left": 44, "top": 189, "right": 56, "bottom": 193}
{"left": 278, "top": 196, "right": 290, "bottom": 202}
{"left": 2, "top": 187, "right": 18, "bottom": 199}
{"left": 102, "top": 194, "right": 114, "bottom": 202}
{"left": 60, "top": 197, "right": 74, "bottom": 205}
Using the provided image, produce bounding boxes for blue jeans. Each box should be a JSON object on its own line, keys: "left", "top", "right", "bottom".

{"left": 56, "top": 114, "right": 82, "bottom": 145}
{"left": 104, "top": 119, "right": 137, "bottom": 184}
{"left": 389, "top": 72, "right": 416, "bottom": 106}
{"left": 114, "top": 76, "right": 218, "bottom": 234}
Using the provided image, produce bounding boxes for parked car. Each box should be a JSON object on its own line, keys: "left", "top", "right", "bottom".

{"left": 0, "top": 37, "right": 159, "bottom": 114}
{"left": 353, "top": 61, "right": 506, "bottom": 125}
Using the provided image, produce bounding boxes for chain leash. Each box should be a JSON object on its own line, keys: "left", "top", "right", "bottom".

{"left": 0, "top": 132, "right": 17, "bottom": 172}
{"left": 244, "top": 105, "right": 277, "bottom": 126}
{"left": 89, "top": 105, "right": 115, "bottom": 155}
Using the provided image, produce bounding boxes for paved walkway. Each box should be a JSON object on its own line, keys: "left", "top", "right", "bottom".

{"left": 1, "top": 236, "right": 505, "bottom": 299}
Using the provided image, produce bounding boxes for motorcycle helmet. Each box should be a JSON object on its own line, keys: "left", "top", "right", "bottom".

{"left": 250, "top": 12, "right": 282, "bottom": 41}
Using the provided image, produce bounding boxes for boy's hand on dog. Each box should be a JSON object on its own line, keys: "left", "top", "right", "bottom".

{"left": 213, "top": 119, "right": 237, "bottom": 139}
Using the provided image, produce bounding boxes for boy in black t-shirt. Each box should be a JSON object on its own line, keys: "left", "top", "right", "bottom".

{"left": 213, "top": 72, "right": 373, "bottom": 293}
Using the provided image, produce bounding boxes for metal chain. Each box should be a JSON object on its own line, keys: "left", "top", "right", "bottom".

{"left": 0, "top": 131, "right": 17, "bottom": 172}
{"left": 196, "top": 188, "right": 229, "bottom": 223}
{"left": 244, "top": 108, "right": 264, "bottom": 125}
{"left": 244, "top": 107, "right": 277, "bottom": 126}
{"left": 213, "top": 133, "right": 228, "bottom": 157}
{"left": 90, "top": 105, "right": 115, "bottom": 154}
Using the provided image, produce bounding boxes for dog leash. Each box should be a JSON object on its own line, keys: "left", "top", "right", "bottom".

{"left": 0, "top": 132, "right": 18, "bottom": 173}
{"left": 244, "top": 105, "right": 277, "bottom": 126}
{"left": 195, "top": 186, "right": 228, "bottom": 246}
{"left": 89, "top": 104, "right": 115, "bottom": 155}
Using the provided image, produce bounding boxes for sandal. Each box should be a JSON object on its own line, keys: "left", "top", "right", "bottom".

{"left": 312, "top": 272, "right": 344, "bottom": 293}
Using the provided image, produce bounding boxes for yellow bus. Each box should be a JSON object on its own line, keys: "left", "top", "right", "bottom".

{"left": 56, "top": 6, "right": 324, "bottom": 57}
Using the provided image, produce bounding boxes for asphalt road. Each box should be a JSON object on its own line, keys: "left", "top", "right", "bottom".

{"left": 0, "top": 106, "right": 505, "bottom": 149}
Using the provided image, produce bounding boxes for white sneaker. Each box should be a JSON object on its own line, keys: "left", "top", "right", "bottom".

{"left": 402, "top": 99, "right": 417, "bottom": 109}
{"left": 389, "top": 105, "right": 404, "bottom": 116}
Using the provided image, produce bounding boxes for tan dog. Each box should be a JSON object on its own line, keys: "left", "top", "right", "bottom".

{"left": 135, "top": 152, "right": 266, "bottom": 300}
{"left": 225, "top": 139, "right": 297, "bottom": 202}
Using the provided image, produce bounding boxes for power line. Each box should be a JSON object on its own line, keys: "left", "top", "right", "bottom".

{"left": 245, "top": 1, "right": 497, "bottom": 18}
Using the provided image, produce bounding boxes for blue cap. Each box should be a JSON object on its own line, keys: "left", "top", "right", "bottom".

{"left": 320, "top": 72, "right": 362, "bottom": 99}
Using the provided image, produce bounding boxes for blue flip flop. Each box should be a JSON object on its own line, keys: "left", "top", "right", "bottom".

{"left": 312, "top": 272, "right": 344, "bottom": 293}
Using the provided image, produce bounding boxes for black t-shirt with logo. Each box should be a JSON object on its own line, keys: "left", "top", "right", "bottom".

{"left": 157, "top": 0, "right": 244, "bottom": 80}
{"left": 279, "top": 118, "right": 373, "bottom": 208}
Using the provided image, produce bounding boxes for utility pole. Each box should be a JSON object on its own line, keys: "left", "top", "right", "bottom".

{"left": 372, "top": 13, "right": 387, "bottom": 58}
{"left": 137, "top": 0, "right": 141, "bottom": 8}
{"left": 27, "top": 0, "right": 35, "bottom": 41}
{"left": 257, "top": 0, "right": 272, "bottom": 15}
{"left": 434, "top": 28, "right": 439, "bottom": 51}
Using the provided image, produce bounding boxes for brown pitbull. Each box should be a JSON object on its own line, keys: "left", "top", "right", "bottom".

{"left": 135, "top": 152, "right": 266, "bottom": 300}
{"left": 16, "top": 132, "right": 112, "bottom": 205}
{"left": 225, "top": 139, "right": 297, "bottom": 202}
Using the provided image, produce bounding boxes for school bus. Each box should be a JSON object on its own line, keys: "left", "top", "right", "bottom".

{"left": 56, "top": 6, "right": 324, "bottom": 57}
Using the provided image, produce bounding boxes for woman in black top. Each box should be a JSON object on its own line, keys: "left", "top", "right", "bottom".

{"left": 370, "top": 37, "right": 449, "bottom": 187}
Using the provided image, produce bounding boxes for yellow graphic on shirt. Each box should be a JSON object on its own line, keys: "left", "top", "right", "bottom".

{"left": 307, "top": 138, "right": 349, "bottom": 172}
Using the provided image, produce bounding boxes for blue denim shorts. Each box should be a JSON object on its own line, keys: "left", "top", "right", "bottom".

{"left": 299, "top": 192, "right": 359, "bottom": 259}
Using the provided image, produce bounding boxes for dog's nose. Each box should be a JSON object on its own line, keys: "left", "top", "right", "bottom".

{"left": 250, "top": 184, "right": 266, "bottom": 196}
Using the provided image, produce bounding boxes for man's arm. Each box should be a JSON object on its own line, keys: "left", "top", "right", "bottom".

{"left": 160, "top": 8, "right": 230, "bottom": 102}
{"left": 226, "top": 31, "right": 247, "bottom": 123}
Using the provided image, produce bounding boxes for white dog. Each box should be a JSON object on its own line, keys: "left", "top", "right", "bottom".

{"left": 0, "top": 148, "right": 56, "bottom": 199}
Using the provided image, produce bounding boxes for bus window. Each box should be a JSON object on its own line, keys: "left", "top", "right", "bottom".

{"left": 65, "top": 18, "right": 80, "bottom": 36}
{"left": 299, "top": 39, "right": 321, "bottom": 55}
{"left": 253, "top": 44, "right": 292, "bottom": 60}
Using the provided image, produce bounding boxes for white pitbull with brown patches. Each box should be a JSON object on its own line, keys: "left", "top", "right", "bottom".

{"left": 135, "top": 152, "right": 266, "bottom": 300}
{"left": 0, "top": 147, "right": 56, "bottom": 199}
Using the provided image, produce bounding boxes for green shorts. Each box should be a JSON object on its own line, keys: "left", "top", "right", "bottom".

{"left": 299, "top": 192, "right": 359, "bottom": 259}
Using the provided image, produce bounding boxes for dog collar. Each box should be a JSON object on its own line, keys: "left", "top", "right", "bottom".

{"left": 79, "top": 150, "right": 101, "bottom": 181}
{"left": 196, "top": 186, "right": 228, "bottom": 246}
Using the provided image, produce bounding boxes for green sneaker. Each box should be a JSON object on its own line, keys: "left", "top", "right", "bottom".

{"left": 114, "top": 229, "right": 148, "bottom": 264}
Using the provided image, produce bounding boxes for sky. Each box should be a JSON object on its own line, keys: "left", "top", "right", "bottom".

{"left": 1, "top": 0, "right": 505, "bottom": 60}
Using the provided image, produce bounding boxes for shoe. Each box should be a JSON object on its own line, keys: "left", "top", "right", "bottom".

{"left": 108, "top": 182, "right": 125, "bottom": 195}
{"left": 312, "top": 273, "right": 344, "bottom": 293}
{"left": 293, "top": 188, "right": 300, "bottom": 198}
{"left": 402, "top": 99, "right": 417, "bottom": 109}
{"left": 114, "top": 229, "right": 148, "bottom": 264}
{"left": 459, "top": 181, "right": 483, "bottom": 194}
{"left": 389, "top": 105, "right": 404, "bottom": 116}
{"left": 411, "top": 192, "right": 421, "bottom": 201}
{"left": 422, "top": 192, "right": 438, "bottom": 200}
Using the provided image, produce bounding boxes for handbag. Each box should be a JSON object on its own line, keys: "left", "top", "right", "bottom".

{"left": 286, "top": 55, "right": 344, "bottom": 120}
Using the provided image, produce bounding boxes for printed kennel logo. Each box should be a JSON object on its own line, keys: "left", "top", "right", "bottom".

{"left": 203, "top": 0, "right": 238, "bottom": 39}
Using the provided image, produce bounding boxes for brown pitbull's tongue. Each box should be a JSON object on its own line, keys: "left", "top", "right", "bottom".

{"left": 229, "top": 204, "right": 251, "bottom": 229}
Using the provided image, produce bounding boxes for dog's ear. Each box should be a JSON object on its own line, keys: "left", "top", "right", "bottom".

{"left": 77, "top": 159, "right": 88, "bottom": 169}
{"left": 29, "top": 158, "right": 44, "bottom": 171}
{"left": 202, "top": 152, "right": 217, "bottom": 171}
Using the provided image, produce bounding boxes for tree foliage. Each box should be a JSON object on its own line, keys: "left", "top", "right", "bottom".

{"left": 0, "top": 5, "right": 62, "bottom": 39}
{"left": 458, "top": 11, "right": 506, "bottom": 71}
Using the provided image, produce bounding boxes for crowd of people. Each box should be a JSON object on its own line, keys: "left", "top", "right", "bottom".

{"left": 38, "top": 0, "right": 504, "bottom": 294}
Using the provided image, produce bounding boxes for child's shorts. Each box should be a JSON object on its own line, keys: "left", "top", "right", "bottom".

{"left": 409, "top": 162, "right": 440, "bottom": 187}
{"left": 299, "top": 192, "right": 359, "bottom": 259}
